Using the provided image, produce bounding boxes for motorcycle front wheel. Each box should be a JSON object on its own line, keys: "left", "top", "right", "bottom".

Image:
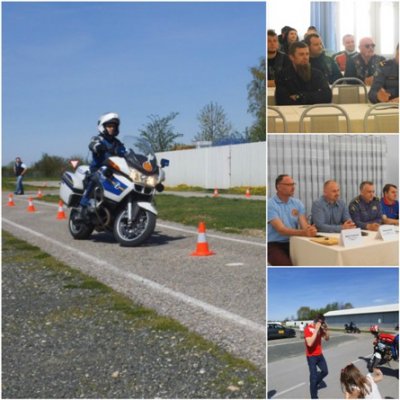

{"left": 113, "top": 207, "right": 156, "bottom": 247}
{"left": 367, "top": 356, "right": 381, "bottom": 373}
{"left": 69, "top": 209, "right": 94, "bottom": 240}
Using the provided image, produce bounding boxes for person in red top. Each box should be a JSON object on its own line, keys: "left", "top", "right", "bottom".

{"left": 304, "top": 314, "right": 330, "bottom": 398}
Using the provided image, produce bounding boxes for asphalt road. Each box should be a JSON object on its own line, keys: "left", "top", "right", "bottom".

{"left": 268, "top": 332, "right": 399, "bottom": 399}
{"left": 3, "top": 193, "right": 266, "bottom": 368}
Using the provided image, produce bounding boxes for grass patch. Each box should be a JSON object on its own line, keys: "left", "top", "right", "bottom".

{"left": 165, "top": 184, "right": 266, "bottom": 196}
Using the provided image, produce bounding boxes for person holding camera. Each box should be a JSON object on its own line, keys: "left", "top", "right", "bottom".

{"left": 304, "top": 314, "right": 330, "bottom": 399}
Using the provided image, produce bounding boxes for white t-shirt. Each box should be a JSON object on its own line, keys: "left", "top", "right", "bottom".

{"left": 364, "top": 374, "right": 382, "bottom": 399}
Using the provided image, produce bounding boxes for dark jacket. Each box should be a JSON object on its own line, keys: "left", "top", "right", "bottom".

{"left": 368, "top": 59, "right": 399, "bottom": 103}
{"left": 310, "top": 53, "right": 342, "bottom": 84}
{"left": 345, "top": 53, "right": 385, "bottom": 82}
{"left": 275, "top": 63, "right": 332, "bottom": 105}
{"left": 268, "top": 51, "right": 290, "bottom": 81}
{"left": 89, "top": 134, "right": 126, "bottom": 172}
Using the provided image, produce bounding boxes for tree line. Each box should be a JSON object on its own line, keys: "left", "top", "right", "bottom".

{"left": 283, "top": 302, "right": 354, "bottom": 321}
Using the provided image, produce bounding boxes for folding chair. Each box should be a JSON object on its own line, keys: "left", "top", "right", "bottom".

{"left": 331, "top": 77, "right": 368, "bottom": 104}
{"left": 363, "top": 103, "right": 399, "bottom": 133}
{"left": 299, "top": 104, "right": 351, "bottom": 133}
{"left": 268, "top": 106, "right": 288, "bottom": 133}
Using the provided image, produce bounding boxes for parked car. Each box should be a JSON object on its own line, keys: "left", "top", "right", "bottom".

{"left": 268, "top": 323, "right": 296, "bottom": 339}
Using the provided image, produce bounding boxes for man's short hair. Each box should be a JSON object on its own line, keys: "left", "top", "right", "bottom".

{"left": 268, "top": 29, "right": 277, "bottom": 37}
{"left": 360, "top": 181, "right": 374, "bottom": 191}
{"left": 342, "top": 34, "right": 354, "bottom": 42}
{"left": 288, "top": 41, "right": 308, "bottom": 56}
{"left": 308, "top": 25, "right": 317, "bottom": 31}
{"left": 323, "top": 179, "right": 337, "bottom": 189}
{"left": 304, "top": 33, "right": 320, "bottom": 46}
{"left": 383, "top": 184, "right": 398, "bottom": 194}
{"left": 275, "top": 174, "right": 289, "bottom": 189}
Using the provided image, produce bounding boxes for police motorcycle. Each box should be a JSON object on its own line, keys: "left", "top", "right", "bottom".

{"left": 367, "top": 325, "right": 397, "bottom": 372}
{"left": 60, "top": 136, "right": 169, "bottom": 246}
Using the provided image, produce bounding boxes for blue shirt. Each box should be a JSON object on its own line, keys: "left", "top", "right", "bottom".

{"left": 268, "top": 195, "right": 306, "bottom": 243}
{"left": 311, "top": 196, "right": 352, "bottom": 233}
{"left": 349, "top": 196, "right": 382, "bottom": 230}
{"left": 380, "top": 198, "right": 399, "bottom": 220}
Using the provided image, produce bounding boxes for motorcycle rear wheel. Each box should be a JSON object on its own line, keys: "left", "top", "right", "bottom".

{"left": 113, "top": 207, "right": 156, "bottom": 247}
{"left": 69, "top": 209, "right": 95, "bottom": 240}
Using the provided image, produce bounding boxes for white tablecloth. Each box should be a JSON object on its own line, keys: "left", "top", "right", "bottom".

{"left": 268, "top": 86, "right": 369, "bottom": 106}
{"left": 290, "top": 231, "right": 399, "bottom": 266}
{"left": 268, "top": 103, "right": 399, "bottom": 133}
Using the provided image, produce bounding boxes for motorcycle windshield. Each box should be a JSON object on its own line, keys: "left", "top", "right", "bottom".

{"left": 122, "top": 136, "right": 158, "bottom": 175}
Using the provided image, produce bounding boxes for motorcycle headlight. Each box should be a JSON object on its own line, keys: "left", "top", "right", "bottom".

{"left": 129, "top": 168, "right": 158, "bottom": 187}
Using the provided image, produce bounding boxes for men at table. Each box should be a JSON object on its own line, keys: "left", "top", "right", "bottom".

{"left": 345, "top": 37, "right": 385, "bottom": 86}
{"left": 304, "top": 34, "right": 342, "bottom": 84}
{"left": 349, "top": 181, "right": 383, "bottom": 231}
{"left": 311, "top": 180, "right": 356, "bottom": 233}
{"left": 381, "top": 184, "right": 399, "bottom": 225}
{"left": 332, "top": 34, "right": 358, "bottom": 72}
{"left": 268, "top": 30, "right": 290, "bottom": 88}
{"left": 275, "top": 41, "right": 332, "bottom": 105}
{"left": 368, "top": 44, "right": 399, "bottom": 104}
{"left": 268, "top": 174, "right": 317, "bottom": 266}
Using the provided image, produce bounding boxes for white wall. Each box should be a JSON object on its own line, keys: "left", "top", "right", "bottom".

{"left": 157, "top": 142, "right": 266, "bottom": 189}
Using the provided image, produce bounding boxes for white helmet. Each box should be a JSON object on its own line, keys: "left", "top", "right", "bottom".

{"left": 97, "top": 112, "right": 120, "bottom": 136}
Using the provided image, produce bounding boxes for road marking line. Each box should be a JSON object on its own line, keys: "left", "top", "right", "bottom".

{"left": 3, "top": 218, "right": 266, "bottom": 335}
{"left": 273, "top": 382, "right": 306, "bottom": 397}
{"left": 226, "top": 262, "right": 244, "bottom": 266}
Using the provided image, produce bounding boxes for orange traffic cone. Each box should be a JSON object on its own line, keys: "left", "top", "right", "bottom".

{"left": 245, "top": 188, "right": 251, "bottom": 198}
{"left": 56, "top": 200, "right": 67, "bottom": 220}
{"left": 191, "top": 222, "right": 215, "bottom": 256}
{"left": 7, "top": 194, "right": 16, "bottom": 207}
{"left": 27, "top": 197, "right": 36, "bottom": 212}
{"left": 37, "top": 189, "right": 43, "bottom": 199}
{"left": 213, "top": 188, "right": 219, "bottom": 198}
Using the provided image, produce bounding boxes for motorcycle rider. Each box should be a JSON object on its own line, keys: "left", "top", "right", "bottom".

{"left": 78, "top": 112, "right": 127, "bottom": 219}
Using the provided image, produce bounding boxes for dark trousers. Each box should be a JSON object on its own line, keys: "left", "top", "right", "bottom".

{"left": 268, "top": 242, "right": 293, "bottom": 266}
{"left": 307, "top": 354, "right": 328, "bottom": 399}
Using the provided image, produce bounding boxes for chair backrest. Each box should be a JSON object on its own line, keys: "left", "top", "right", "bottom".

{"left": 363, "top": 103, "right": 399, "bottom": 133}
{"left": 299, "top": 104, "right": 351, "bottom": 133}
{"left": 331, "top": 77, "right": 368, "bottom": 104}
{"left": 268, "top": 106, "right": 288, "bottom": 133}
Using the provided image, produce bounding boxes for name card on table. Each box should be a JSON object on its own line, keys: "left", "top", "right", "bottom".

{"left": 340, "top": 228, "right": 363, "bottom": 247}
{"left": 376, "top": 225, "right": 397, "bottom": 241}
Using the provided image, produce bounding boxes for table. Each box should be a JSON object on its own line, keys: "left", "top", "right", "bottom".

{"left": 290, "top": 231, "right": 399, "bottom": 266}
{"left": 268, "top": 103, "right": 399, "bottom": 133}
{"left": 268, "top": 86, "right": 369, "bottom": 106}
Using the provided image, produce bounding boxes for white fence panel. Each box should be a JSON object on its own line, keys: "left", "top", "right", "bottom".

{"left": 157, "top": 142, "right": 265, "bottom": 189}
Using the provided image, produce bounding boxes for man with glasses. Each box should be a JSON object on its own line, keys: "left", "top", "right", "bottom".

{"left": 345, "top": 37, "right": 385, "bottom": 86}
{"left": 268, "top": 174, "right": 317, "bottom": 265}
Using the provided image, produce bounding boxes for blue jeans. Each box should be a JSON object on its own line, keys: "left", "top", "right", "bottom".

{"left": 307, "top": 354, "right": 328, "bottom": 399}
{"left": 15, "top": 175, "right": 24, "bottom": 194}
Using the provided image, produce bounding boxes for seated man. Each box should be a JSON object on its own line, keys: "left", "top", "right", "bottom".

{"left": 311, "top": 180, "right": 356, "bottom": 233}
{"left": 345, "top": 37, "right": 385, "bottom": 86}
{"left": 381, "top": 184, "right": 399, "bottom": 225}
{"left": 268, "top": 29, "right": 290, "bottom": 87}
{"left": 349, "top": 181, "right": 383, "bottom": 231}
{"left": 268, "top": 174, "right": 317, "bottom": 266}
{"left": 368, "top": 44, "right": 399, "bottom": 104}
{"left": 332, "top": 34, "right": 358, "bottom": 72}
{"left": 275, "top": 41, "right": 332, "bottom": 105}
{"left": 304, "top": 34, "right": 342, "bottom": 84}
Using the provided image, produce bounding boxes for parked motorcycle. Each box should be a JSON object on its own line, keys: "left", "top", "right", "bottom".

{"left": 344, "top": 322, "right": 361, "bottom": 334}
{"left": 367, "top": 325, "right": 397, "bottom": 372}
{"left": 60, "top": 137, "right": 169, "bottom": 247}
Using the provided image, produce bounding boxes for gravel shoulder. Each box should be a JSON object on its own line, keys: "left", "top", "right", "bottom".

{"left": 2, "top": 231, "right": 266, "bottom": 399}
